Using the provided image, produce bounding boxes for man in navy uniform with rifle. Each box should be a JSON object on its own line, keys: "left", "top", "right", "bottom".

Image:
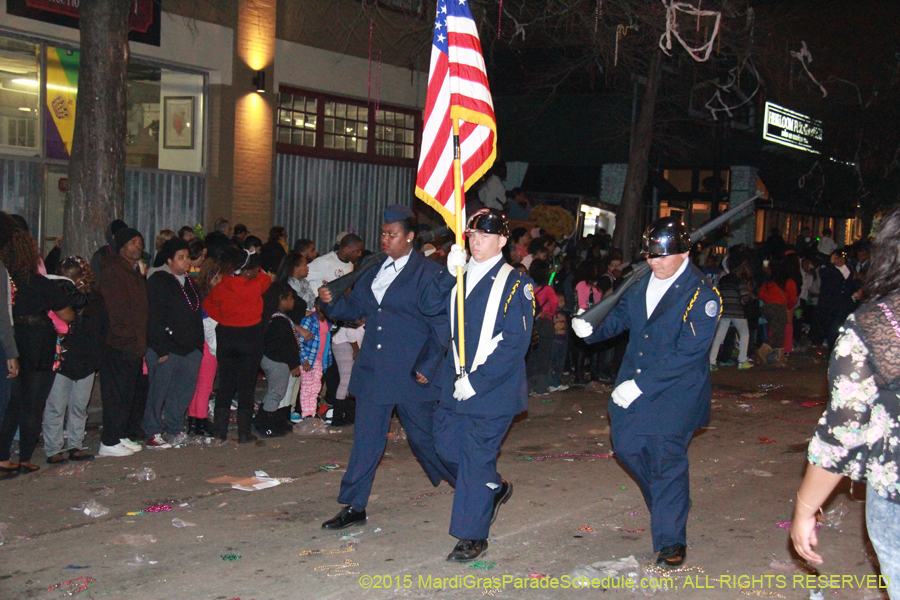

{"left": 573, "top": 217, "right": 720, "bottom": 568}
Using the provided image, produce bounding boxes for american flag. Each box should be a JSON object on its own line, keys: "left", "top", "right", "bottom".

{"left": 415, "top": 0, "right": 497, "bottom": 233}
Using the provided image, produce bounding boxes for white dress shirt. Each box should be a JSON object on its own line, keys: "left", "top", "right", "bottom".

{"left": 646, "top": 256, "right": 690, "bottom": 318}
{"left": 371, "top": 250, "right": 411, "bottom": 304}
{"left": 465, "top": 253, "right": 504, "bottom": 297}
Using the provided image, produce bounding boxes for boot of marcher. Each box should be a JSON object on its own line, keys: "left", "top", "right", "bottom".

{"left": 213, "top": 408, "right": 230, "bottom": 441}
{"left": 237, "top": 409, "right": 258, "bottom": 444}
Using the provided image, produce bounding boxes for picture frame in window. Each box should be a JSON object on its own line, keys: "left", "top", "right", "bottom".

{"left": 163, "top": 96, "right": 194, "bottom": 149}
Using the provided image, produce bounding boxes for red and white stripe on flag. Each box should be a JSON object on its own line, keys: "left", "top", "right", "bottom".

{"left": 415, "top": 0, "right": 497, "bottom": 234}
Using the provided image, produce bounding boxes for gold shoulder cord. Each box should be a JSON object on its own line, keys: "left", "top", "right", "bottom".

{"left": 683, "top": 287, "right": 701, "bottom": 323}
{"left": 503, "top": 279, "right": 521, "bottom": 315}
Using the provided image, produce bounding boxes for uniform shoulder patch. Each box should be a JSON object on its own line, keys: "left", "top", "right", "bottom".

{"left": 704, "top": 300, "right": 718, "bottom": 317}
{"left": 523, "top": 283, "right": 534, "bottom": 300}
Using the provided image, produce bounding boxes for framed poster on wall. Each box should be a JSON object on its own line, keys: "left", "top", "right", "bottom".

{"left": 163, "top": 96, "right": 194, "bottom": 149}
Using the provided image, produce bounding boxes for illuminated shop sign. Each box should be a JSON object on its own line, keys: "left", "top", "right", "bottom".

{"left": 763, "top": 102, "right": 823, "bottom": 153}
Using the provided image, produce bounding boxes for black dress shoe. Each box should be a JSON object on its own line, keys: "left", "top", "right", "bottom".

{"left": 490, "top": 479, "right": 513, "bottom": 525}
{"left": 322, "top": 506, "right": 367, "bottom": 530}
{"left": 656, "top": 543, "right": 686, "bottom": 568}
{"left": 237, "top": 432, "right": 258, "bottom": 444}
{"left": 447, "top": 539, "right": 488, "bottom": 562}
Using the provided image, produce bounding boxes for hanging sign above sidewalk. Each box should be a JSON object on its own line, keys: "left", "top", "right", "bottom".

{"left": 6, "top": 0, "right": 160, "bottom": 46}
{"left": 763, "top": 102, "right": 823, "bottom": 154}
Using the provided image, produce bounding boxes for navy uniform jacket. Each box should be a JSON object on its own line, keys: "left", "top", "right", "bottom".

{"left": 323, "top": 249, "right": 447, "bottom": 405}
{"left": 420, "top": 259, "right": 534, "bottom": 417}
{"left": 586, "top": 263, "right": 719, "bottom": 436}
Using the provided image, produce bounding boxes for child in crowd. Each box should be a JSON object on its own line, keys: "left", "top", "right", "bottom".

{"left": 203, "top": 247, "right": 270, "bottom": 443}
{"left": 526, "top": 259, "right": 558, "bottom": 395}
{"left": 297, "top": 300, "right": 332, "bottom": 419}
{"left": 274, "top": 251, "right": 314, "bottom": 425}
{"left": 188, "top": 239, "right": 207, "bottom": 277}
{"left": 279, "top": 251, "right": 316, "bottom": 310}
{"left": 187, "top": 258, "right": 222, "bottom": 436}
{"left": 548, "top": 289, "right": 569, "bottom": 392}
{"left": 42, "top": 257, "right": 107, "bottom": 464}
{"left": 257, "top": 283, "right": 301, "bottom": 437}
{"left": 243, "top": 236, "right": 263, "bottom": 253}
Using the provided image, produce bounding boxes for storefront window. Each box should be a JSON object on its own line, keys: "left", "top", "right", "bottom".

{"left": 0, "top": 37, "right": 40, "bottom": 156}
{"left": 127, "top": 67, "right": 205, "bottom": 172}
{"left": 278, "top": 93, "right": 317, "bottom": 148}
{"left": 324, "top": 100, "right": 367, "bottom": 154}
{"left": 375, "top": 109, "right": 415, "bottom": 159}
{"left": 42, "top": 46, "right": 204, "bottom": 171}
{"left": 277, "top": 86, "right": 418, "bottom": 167}
{"left": 126, "top": 64, "right": 161, "bottom": 167}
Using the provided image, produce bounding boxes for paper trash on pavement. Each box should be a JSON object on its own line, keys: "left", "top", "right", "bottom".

{"left": 206, "top": 470, "right": 282, "bottom": 492}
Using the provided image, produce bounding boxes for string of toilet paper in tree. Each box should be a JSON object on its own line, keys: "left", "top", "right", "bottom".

{"left": 704, "top": 57, "right": 762, "bottom": 121}
{"left": 658, "top": 0, "right": 721, "bottom": 63}
{"left": 615, "top": 24, "right": 636, "bottom": 67}
{"left": 497, "top": 4, "right": 527, "bottom": 42}
{"left": 791, "top": 41, "right": 828, "bottom": 98}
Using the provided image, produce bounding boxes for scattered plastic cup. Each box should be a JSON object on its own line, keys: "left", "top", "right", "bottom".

{"left": 171, "top": 518, "right": 196, "bottom": 528}
{"left": 82, "top": 500, "right": 110, "bottom": 518}
{"left": 126, "top": 467, "right": 157, "bottom": 482}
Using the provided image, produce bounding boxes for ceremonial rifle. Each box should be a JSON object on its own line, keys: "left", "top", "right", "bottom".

{"left": 574, "top": 191, "right": 763, "bottom": 329}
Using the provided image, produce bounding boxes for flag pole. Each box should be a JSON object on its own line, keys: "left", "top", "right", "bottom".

{"left": 452, "top": 120, "right": 466, "bottom": 374}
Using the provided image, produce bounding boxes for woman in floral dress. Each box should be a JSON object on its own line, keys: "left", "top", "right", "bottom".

{"left": 791, "top": 207, "right": 900, "bottom": 599}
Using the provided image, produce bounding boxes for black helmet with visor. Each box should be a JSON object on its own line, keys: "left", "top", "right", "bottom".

{"left": 465, "top": 208, "right": 509, "bottom": 237}
{"left": 641, "top": 217, "right": 691, "bottom": 258}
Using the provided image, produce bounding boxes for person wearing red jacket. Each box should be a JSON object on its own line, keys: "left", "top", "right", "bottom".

{"left": 757, "top": 258, "right": 798, "bottom": 366}
{"left": 203, "top": 246, "right": 270, "bottom": 443}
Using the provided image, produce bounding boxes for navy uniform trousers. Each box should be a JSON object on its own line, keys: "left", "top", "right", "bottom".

{"left": 339, "top": 400, "right": 454, "bottom": 510}
{"left": 434, "top": 406, "right": 514, "bottom": 540}
{"left": 612, "top": 420, "right": 693, "bottom": 551}
{"left": 420, "top": 259, "right": 534, "bottom": 541}
{"left": 326, "top": 249, "right": 455, "bottom": 511}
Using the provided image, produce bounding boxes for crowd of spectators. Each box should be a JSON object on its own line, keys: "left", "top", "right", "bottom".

{"left": 0, "top": 198, "right": 874, "bottom": 477}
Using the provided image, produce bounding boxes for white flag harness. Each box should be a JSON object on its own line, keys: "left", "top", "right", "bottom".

{"left": 450, "top": 263, "right": 514, "bottom": 375}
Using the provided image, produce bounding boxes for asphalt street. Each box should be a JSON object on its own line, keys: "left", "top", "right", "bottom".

{"left": 0, "top": 347, "right": 889, "bottom": 600}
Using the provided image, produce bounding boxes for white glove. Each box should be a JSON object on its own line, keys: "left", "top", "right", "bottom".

{"left": 611, "top": 379, "right": 642, "bottom": 409}
{"left": 447, "top": 244, "right": 467, "bottom": 271}
{"left": 571, "top": 317, "right": 593, "bottom": 339}
{"left": 453, "top": 374, "right": 476, "bottom": 401}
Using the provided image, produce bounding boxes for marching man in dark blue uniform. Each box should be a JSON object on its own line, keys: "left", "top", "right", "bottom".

{"left": 419, "top": 209, "right": 534, "bottom": 562}
{"left": 572, "top": 217, "right": 719, "bottom": 568}
{"left": 318, "top": 205, "right": 454, "bottom": 530}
